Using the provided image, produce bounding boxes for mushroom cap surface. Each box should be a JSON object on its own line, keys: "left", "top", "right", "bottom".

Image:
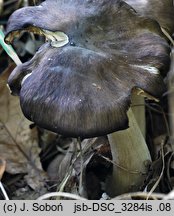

{"left": 124, "top": 0, "right": 174, "bottom": 35}
{"left": 5, "top": 0, "right": 171, "bottom": 138}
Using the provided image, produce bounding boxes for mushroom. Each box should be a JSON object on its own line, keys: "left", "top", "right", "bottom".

{"left": 5, "top": 0, "right": 171, "bottom": 196}
{"left": 123, "top": 0, "right": 174, "bottom": 135}
{"left": 124, "top": 0, "right": 174, "bottom": 35}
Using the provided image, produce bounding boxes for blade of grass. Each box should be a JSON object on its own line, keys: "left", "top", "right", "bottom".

{"left": 0, "top": 28, "right": 21, "bottom": 65}
{"left": 0, "top": 182, "right": 9, "bottom": 200}
{"left": 0, "top": 158, "right": 9, "bottom": 200}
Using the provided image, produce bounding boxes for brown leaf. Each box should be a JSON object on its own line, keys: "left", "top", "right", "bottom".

{"left": 0, "top": 69, "right": 47, "bottom": 190}
{"left": 0, "top": 158, "right": 6, "bottom": 180}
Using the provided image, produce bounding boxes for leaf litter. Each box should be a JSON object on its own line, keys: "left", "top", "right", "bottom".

{"left": 0, "top": 68, "right": 48, "bottom": 197}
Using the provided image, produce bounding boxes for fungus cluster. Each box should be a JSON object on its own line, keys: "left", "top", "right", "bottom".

{"left": 5, "top": 0, "right": 173, "bottom": 196}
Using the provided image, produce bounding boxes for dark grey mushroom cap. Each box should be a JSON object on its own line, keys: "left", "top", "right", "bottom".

{"left": 6, "top": 0, "right": 171, "bottom": 138}
{"left": 125, "top": 0, "right": 174, "bottom": 36}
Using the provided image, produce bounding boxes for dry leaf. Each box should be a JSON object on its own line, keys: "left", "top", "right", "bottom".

{"left": 0, "top": 157, "right": 6, "bottom": 180}
{"left": 0, "top": 68, "right": 47, "bottom": 190}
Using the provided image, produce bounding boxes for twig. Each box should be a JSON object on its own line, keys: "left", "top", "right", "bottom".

{"left": 98, "top": 154, "right": 145, "bottom": 174}
{"left": 146, "top": 140, "right": 166, "bottom": 200}
{"left": 114, "top": 192, "right": 165, "bottom": 200}
{"left": 77, "top": 137, "right": 84, "bottom": 195}
{"left": 37, "top": 192, "right": 87, "bottom": 200}
{"left": 0, "top": 182, "right": 9, "bottom": 200}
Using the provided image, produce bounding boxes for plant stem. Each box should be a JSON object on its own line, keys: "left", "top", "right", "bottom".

{"left": 131, "top": 95, "right": 145, "bottom": 137}
{"left": 168, "top": 48, "right": 174, "bottom": 151}
{"left": 0, "top": 29, "right": 21, "bottom": 65}
{"left": 106, "top": 108, "right": 151, "bottom": 196}
{"left": 0, "top": 182, "right": 9, "bottom": 200}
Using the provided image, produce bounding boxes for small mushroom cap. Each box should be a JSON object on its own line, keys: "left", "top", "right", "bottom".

{"left": 125, "top": 0, "right": 174, "bottom": 36}
{"left": 6, "top": 0, "right": 171, "bottom": 138}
